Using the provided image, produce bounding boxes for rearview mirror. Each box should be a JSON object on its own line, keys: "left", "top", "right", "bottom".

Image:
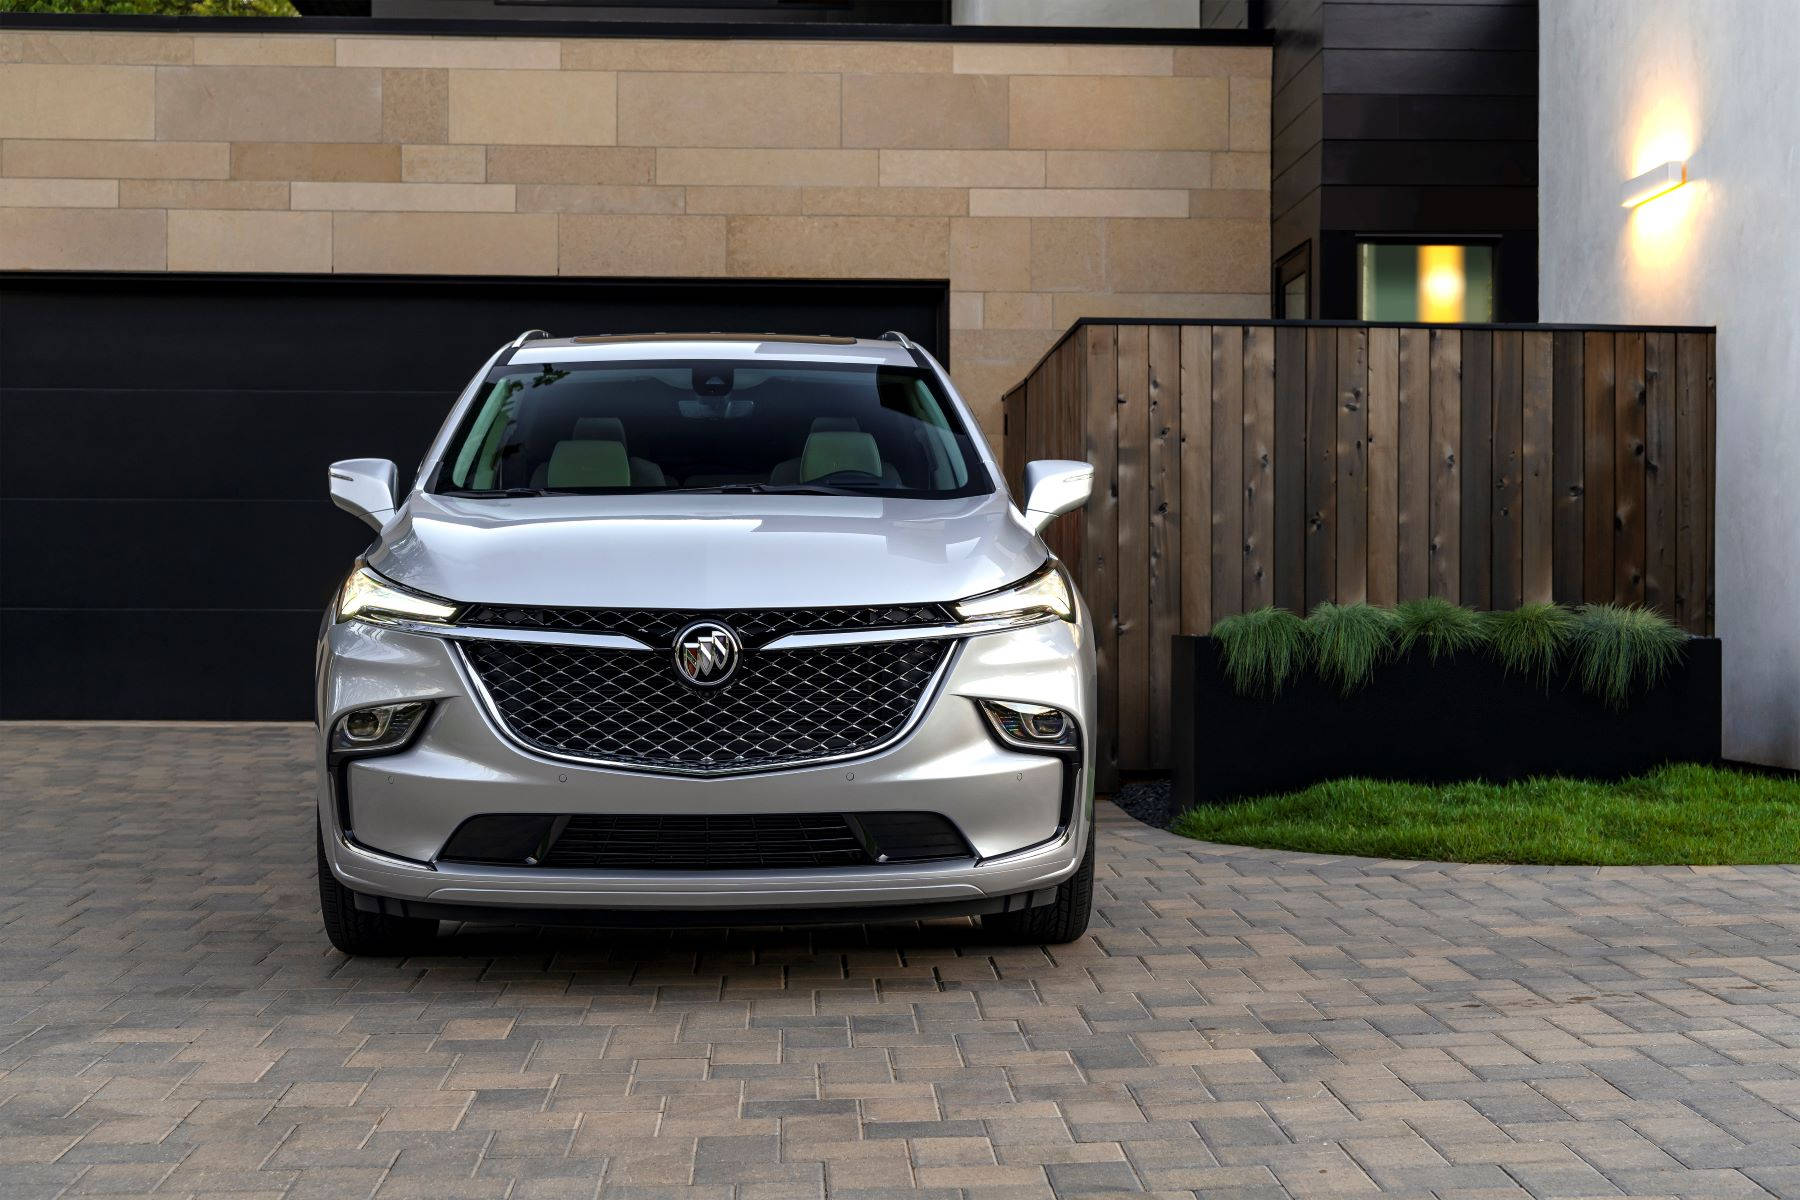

{"left": 1021, "top": 459, "right": 1093, "bottom": 534}
{"left": 329, "top": 458, "right": 398, "bottom": 531}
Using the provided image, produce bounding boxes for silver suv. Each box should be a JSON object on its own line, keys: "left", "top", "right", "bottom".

{"left": 317, "top": 331, "right": 1096, "bottom": 954}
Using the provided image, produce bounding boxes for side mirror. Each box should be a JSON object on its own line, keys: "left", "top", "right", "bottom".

{"left": 1021, "top": 459, "right": 1093, "bottom": 534}
{"left": 329, "top": 458, "right": 399, "bottom": 531}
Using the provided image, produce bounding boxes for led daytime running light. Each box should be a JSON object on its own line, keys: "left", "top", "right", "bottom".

{"left": 336, "top": 567, "right": 458, "bottom": 625}
{"left": 953, "top": 563, "right": 1074, "bottom": 623}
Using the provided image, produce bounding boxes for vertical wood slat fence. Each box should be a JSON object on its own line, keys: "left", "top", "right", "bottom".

{"left": 1001, "top": 320, "right": 1717, "bottom": 776}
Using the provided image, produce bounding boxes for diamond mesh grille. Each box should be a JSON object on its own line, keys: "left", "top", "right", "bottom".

{"left": 462, "top": 639, "right": 951, "bottom": 773}
{"left": 459, "top": 602, "right": 952, "bottom": 647}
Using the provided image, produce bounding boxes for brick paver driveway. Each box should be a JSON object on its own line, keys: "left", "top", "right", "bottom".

{"left": 3, "top": 724, "right": 1799, "bottom": 1200}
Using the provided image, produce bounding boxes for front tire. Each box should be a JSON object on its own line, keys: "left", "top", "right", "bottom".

{"left": 981, "top": 829, "right": 1095, "bottom": 945}
{"left": 316, "top": 827, "right": 436, "bottom": 956}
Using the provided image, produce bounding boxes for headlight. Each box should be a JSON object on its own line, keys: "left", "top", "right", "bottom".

{"left": 335, "top": 566, "right": 458, "bottom": 625}
{"left": 953, "top": 562, "right": 1075, "bottom": 623}
{"left": 978, "top": 699, "right": 1079, "bottom": 753}
{"left": 331, "top": 701, "right": 431, "bottom": 757}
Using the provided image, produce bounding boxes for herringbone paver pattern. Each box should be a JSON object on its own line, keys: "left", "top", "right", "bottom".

{"left": 3, "top": 724, "right": 1798, "bottom": 1200}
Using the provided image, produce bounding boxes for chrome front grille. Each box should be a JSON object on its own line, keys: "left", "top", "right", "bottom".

{"left": 461, "top": 638, "right": 952, "bottom": 773}
{"left": 459, "top": 602, "right": 953, "bottom": 647}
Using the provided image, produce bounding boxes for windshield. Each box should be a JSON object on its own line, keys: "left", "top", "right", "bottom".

{"left": 433, "top": 359, "right": 992, "bottom": 499}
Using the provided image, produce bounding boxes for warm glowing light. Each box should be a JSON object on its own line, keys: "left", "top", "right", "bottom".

{"left": 1619, "top": 79, "right": 1700, "bottom": 312}
{"left": 1627, "top": 176, "right": 1703, "bottom": 279}
{"left": 1417, "top": 245, "right": 1466, "bottom": 323}
{"left": 1621, "top": 160, "right": 1687, "bottom": 207}
{"left": 1628, "top": 97, "right": 1695, "bottom": 183}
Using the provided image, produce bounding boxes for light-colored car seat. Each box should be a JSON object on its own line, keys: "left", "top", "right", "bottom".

{"left": 770, "top": 417, "right": 899, "bottom": 486}
{"left": 798, "top": 431, "right": 886, "bottom": 482}
{"left": 543, "top": 438, "right": 631, "bottom": 489}
{"left": 531, "top": 416, "right": 665, "bottom": 488}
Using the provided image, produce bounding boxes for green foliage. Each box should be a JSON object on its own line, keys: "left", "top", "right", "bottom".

{"left": 1212, "top": 599, "right": 1687, "bottom": 705}
{"left": 1211, "top": 606, "right": 1307, "bottom": 698}
{"left": 1170, "top": 764, "right": 1800, "bottom": 866}
{"left": 0, "top": 1, "right": 298, "bottom": 14}
{"left": 1393, "top": 596, "right": 1487, "bottom": 662}
{"left": 1304, "top": 602, "right": 1399, "bottom": 695}
{"left": 1569, "top": 604, "right": 1688, "bottom": 708}
{"left": 1482, "top": 602, "right": 1577, "bottom": 685}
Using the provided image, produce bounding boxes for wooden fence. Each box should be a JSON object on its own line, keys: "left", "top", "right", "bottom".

{"left": 1000, "top": 320, "right": 1717, "bottom": 775}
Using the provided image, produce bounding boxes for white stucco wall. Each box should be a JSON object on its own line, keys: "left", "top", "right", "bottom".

{"left": 1539, "top": 0, "right": 1800, "bottom": 768}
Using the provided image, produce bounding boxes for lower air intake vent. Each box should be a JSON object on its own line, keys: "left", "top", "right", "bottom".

{"left": 545, "top": 813, "right": 863, "bottom": 870}
{"left": 437, "top": 812, "right": 974, "bottom": 871}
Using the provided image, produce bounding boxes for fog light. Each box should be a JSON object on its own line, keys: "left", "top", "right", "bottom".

{"left": 978, "top": 699, "right": 1078, "bottom": 754}
{"left": 331, "top": 701, "right": 430, "bottom": 757}
{"left": 343, "top": 709, "right": 390, "bottom": 743}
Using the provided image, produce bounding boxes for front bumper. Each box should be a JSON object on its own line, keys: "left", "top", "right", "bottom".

{"left": 315, "top": 610, "right": 1095, "bottom": 918}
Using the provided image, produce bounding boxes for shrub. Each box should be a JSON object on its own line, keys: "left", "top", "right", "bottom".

{"left": 1394, "top": 596, "right": 1488, "bottom": 662}
{"left": 1212, "top": 606, "right": 1307, "bottom": 697}
{"left": 1212, "top": 600, "right": 1688, "bottom": 705}
{"left": 1305, "top": 603, "right": 1400, "bottom": 695}
{"left": 1482, "top": 602, "right": 1576, "bottom": 685}
{"left": 0, "top": 2, "right": 298, "bottom": 14}
{"left": 1569, "top": 604, "right": 1688, "bottom": 708}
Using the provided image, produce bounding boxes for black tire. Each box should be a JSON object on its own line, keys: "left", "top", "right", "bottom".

{"left": 316, "top": 827, "right": 436, "bottom": 956}
{"left": 981, "top": 828, "right": 1095, "bottom": 945}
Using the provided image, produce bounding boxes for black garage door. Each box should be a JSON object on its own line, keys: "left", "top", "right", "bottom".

{"left": 0, "top": 272, "right": 947, "bottom": 719}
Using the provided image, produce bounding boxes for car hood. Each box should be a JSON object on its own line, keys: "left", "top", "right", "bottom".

{"left": 366, "top": 491, "right": 1047, "bottom": 609}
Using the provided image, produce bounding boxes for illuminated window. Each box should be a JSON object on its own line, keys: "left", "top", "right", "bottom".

{"left": 1357, "top": 241, "right": 1495, "bottom": 323}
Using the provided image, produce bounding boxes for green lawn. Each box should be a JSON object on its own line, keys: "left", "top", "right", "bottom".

{"left": 1171, "top": 764, "right": 1800, "bottom": 865}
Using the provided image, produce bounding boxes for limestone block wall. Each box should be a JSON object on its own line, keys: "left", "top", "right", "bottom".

{"left": 0, "top": 28, "right": 1271, "bottom": 430}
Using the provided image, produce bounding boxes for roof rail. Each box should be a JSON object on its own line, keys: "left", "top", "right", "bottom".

{"left": 881, "top": 329, "right": 931, "bottom": 371}
{"left": 509, "top": 328, "right": 550, "bottom": 349}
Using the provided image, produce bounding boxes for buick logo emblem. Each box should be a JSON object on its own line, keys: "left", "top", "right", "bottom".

{"left": 672, "top": 621, "right": 741, "bottom": 687}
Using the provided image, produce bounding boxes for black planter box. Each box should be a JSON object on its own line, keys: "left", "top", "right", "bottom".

{"left": 1172, "top": 636, "right": 1721, "bottom": 810}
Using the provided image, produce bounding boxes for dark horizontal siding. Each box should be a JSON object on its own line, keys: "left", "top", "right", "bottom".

{"left": 1272, "top": 48, "right": 1324, "bottom": 137}
{"left": 1272, "top": 143, "right": 1324, "bottom": 221}
{"left": 1262, "top": 0, "right": 1537, "bottom": 320}
{"left": 1321, "top": 138, "right": 1536, "bottom": 186}
{"left": 1272, "top": 93, "right": 1324, "bottom": 169}
{"left": 1321, "top": 184, "right": 1537, "bottom": 229}
{"left": 1322, "top": 47, "right": 1536, "bottom": 93}
{"left": 1268, "top": 0, "right": 1327, "bottom": 249}
{"left": 1322, "top": 93, "right": 1536, "bottom": 140}
{"left": 1322, "top": 2, "right": 1536, "bottom": 49}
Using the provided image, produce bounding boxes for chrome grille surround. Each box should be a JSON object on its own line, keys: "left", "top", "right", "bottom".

{"left": 458, "top": 635, "right": 957, "bottom": 776}
{"left": 458, "top": 602, "right": 953, "bottom": 648}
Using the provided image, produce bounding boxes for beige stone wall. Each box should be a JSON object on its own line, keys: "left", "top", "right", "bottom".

{"left": 0, "top": 29, "right": 1270, "bottom": 430}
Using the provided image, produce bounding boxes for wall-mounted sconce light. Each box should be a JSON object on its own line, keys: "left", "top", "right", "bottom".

{"left": 1621, "top": 160, "right": 1687, "bottom": 207}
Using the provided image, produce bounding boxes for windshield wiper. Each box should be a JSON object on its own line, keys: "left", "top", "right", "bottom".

{"left": 438, "top": 486, "right": 549, "bottom": 498}
{"left": 661, "top": 483, "right": 869, "bottom": 497}
{"left": 759, "top": 484, "right": 874, "bottom": 496}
